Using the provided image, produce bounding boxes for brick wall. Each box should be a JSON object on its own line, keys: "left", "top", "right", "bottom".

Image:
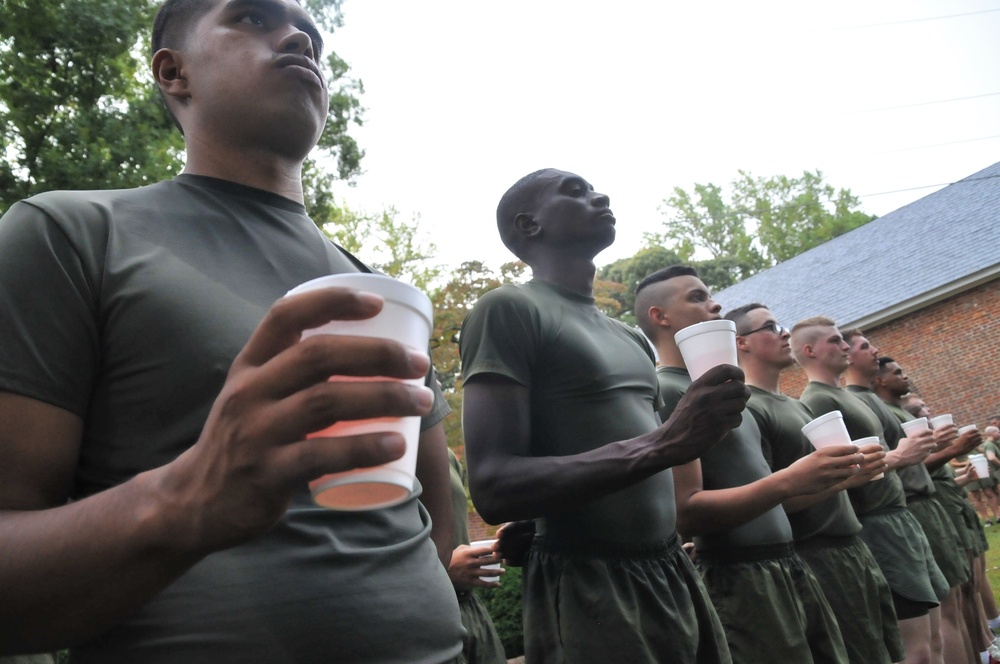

{"left": 778, "top": 279, "right": 1000, "bottom": 427}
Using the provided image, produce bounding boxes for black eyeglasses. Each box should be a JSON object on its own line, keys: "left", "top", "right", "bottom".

{"left": 741, "top": 321, "right": 788, "bottom": 336}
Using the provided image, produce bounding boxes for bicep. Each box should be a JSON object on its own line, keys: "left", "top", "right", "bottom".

{"left": 0, "top": 391, "right": 82, "bottom": 509}
{"left": 461, "top": 375, "right": 532, "bottom": 489}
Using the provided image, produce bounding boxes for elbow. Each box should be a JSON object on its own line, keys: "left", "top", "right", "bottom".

{"left": 468, "top": 470, "right": 518, "bottom": 525}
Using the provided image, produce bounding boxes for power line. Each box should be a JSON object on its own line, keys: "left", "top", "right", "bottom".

{"left": 868, "top": 134, "right": 1000, "bottom": 155}
{"left": 856, "top": 173, "right": 1000, "bottom": 199}
{"left": 840, "top": 92, "right": 1000, "bottom": 115}
{"left": 818, "top": 7, "right": 1000, "bottom": 31}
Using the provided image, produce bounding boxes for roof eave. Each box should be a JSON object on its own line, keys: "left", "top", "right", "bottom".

{"left": 846, "top": 264, "right": 1000, "bottom": 331}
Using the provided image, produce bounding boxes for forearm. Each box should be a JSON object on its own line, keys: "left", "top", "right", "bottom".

{"left": 677, "top": 472, "right": 791, "bottom": 537}
{"left": 924, "top": 447, "right": 958, "bottom": 471}
{"left": 0, "top": 470, "right": 203, "bottom": 654}
{"left": 415, "top": 423, "right": 454, "bottom": 568}
{"left": 469, "top": 436, "right": 666, "bottom": 524}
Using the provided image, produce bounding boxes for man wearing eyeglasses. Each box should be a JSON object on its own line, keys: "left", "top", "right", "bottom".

{"left": 635, "top": 267, "right": 858, "bottom": 663}
{"left": 724, "top": 303, "right": 901, "bottom": 664}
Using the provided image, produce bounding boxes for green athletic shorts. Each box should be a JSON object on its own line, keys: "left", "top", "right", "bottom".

{"left": 797, "top": 535, "right": 905, "bottom": 664}
{"left": 966, "top": 501, "right": 989, "bottom": 554}
{"left": 457, "top": 591, "right": 506, "bottom": 664}
{"left": 858, "top": 507, "right": 949, "bottom": 605}
{"left": 696, "top": 543, "right": 848, "bottom": 664}
{"left": 524, "top": 534, "right": 731, "bottom": 664}
{"left": 906, "top": 495, "right": 971, "bottom": 587}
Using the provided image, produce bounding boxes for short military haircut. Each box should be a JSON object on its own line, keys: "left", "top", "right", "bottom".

{"left": 723, "top": 302, "right": 768, "bottom": 335}
{"left": 496, "top": 168, "right": 557, "bottom": 259}
{"left": 840, "top": 327, "right": 865, "bottom": 347}
{"left": 152, "top": 0, "right": 218, "bottom": 132}
{"left": 877, "top": 356, "right": 896, "bottom": 374}
{"left": 789, "top": 316, "right": 837, "bottom": 363}
{"left": 633, "top": 265, "right": 699, "bottom": 340}
{"left": 986, "top": 426, "right": 1000, "bottom": 437}
{"left": 901, "top": 393, "right": 924, "bottom": 417}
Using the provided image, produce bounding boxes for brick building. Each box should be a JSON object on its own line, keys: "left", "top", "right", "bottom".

{"left": 714, "top": 161, "right": 1000, "bottom": 427}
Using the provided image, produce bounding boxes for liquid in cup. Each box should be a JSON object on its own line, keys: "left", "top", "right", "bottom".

{"left": 674, "top": 320, "right": 738, "bottom": 381}
{"left": 286, "top": 273, "right": 433, "bottom": 511}
{"left": 801, "top": 411, "right": 852, "bottom": 450}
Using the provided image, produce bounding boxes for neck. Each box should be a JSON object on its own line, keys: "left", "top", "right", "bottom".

{"left": 529, "top": 255, "right": 597, "bottom": 299}
{"left": 654, "top": 339, "right": 685, "bottom": 370}
{"left": 804, "top": 364, "right": 842, "bottom": 387}
{"left": 843, "top": 367, "right": 873, "bottom": 389}
{"left": 741, "top": 356, "right": 785, "bottom": 394}
{"left": 874, "top": 387, "right": 901, "bottom": 406}
{"left": 182, "top": 139, "right": 307, "bottom": 204}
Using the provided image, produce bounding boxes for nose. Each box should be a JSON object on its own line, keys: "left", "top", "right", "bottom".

{"left": 780, "top": 328, "right": 791, "bottom": 340}
{"left": 709, "top": 299, "right": 722, "bottom": 314}
{"left": 277, "top": 26, "right": 315, "bottom": 59}
{"left": 591, "top": 191, "right": 610, "bottom": 208}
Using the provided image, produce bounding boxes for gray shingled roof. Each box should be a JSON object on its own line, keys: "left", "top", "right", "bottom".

{"left": 714, "top": 161, "right": 1000, "bottom": 329}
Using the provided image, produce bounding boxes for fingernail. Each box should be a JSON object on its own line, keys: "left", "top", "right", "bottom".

{"left": 410, "top": 385, "right": 434, "bottom": 410}
{"left": 356, "top": 291, "right": 385, "bottom": 308}
{"left": 407, "top": 349, "right": 430, "bottom": 372}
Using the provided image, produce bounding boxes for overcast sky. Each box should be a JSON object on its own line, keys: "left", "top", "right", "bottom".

{"left": 326, "top": 0, "right": 1000, "bottom": 272}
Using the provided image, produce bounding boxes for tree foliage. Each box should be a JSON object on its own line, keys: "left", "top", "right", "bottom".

{"left": 320, "top": 203, "right": 442, "bottom": 292}
{"left": 646, "top": 170, "right": 874, "bottom": 284}
{"left": 0, "top": 0, "right": 364, "bottom": 214}
{"left": 597, "top": 246, "right": 683, "bottom": 324}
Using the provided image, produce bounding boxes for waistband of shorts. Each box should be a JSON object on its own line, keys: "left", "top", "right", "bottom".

{"left": 905, "top": 493, "right": 934, "bottom": 505}
{"left": 533, "top": 532, "right": 680, "bottom": 558}
{"left": 696, "top": 541, "right": 795, "bottom": 564}
{"left": 859, "top": 504, "right": 906, "bottom": 519}
{"left": 794, "top": 533, "right": 860, "bottom": 550}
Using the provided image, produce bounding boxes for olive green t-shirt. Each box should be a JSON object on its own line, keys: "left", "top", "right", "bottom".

{"left": 460, "top": 279, "right": 675, "bottom": 544}
{"left": 800, "top": 382, "right": 907, "bottom": 516}
{"left": 746, "top": 386, "right": 862, "bottom": 541}
{"left": 657, "top": 368, "right": 793, "bottom": 550}
{"left": 0, "top": 176, "right": 462, "bottom": 664}
{"left": 847, "top": 387, "right": 935, "bottom": 498}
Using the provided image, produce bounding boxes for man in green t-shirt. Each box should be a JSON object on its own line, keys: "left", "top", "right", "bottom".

{"left": 634, "top": 271, "right": 858, "bottom": 663}
{"left": 723, "top": 302, "right": 901, "bottom": 664}
{"left": 791, "top": 317, "right": 946, "bottom": 664}
{"left": 874, "top": 358, "right": 991, "bottom": 660}
{"left": 843, "top": 334, "right": 972, "bottom": 663}
{"left": 461, "top": 169, "right": 749, "bottom": 664}
{"left": 0, "top": 1, "right": 464, "bottom": 661}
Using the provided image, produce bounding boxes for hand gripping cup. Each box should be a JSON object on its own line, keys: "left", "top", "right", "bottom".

{"left": 286, "top": 274, "right": 433, "bottom": 511}
{"left": 853, "top": 435, "right": 884, "bottom": 480}
{"left": 969, "top": 454, "right": 990, "bottom": 480}
{"left": 801, "top": 411, "right": 851, "bottom": 450}
{"left": 900, "top": 417, "right": 929, "bottom": 438}
{"left": 929, "top": 414, "right": 953, "bottom": 430}
{"left": 674, "top": 320, "right": 738, "bottom": 381}
{"left": 470, "top": 539, "right": 501, "bottom": 583}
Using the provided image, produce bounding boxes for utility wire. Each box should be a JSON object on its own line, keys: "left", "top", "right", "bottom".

{"left": 817, "top": 7, "right": 1000, "bottom": 31}
{"left": 840, "top": 92, "right": 1000, "bottom": 115}
{"left": 868, "top": 134, "right": 1000, "bottom": 155}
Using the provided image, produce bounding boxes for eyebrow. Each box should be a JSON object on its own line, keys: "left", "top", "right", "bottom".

{"left": 224, "top": 0, "right": 325, "bottom": 58}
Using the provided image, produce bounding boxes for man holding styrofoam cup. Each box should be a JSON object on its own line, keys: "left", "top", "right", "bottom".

{"left": 800, "top": 412, "right": 883, "bottom": 480}
{"left": 286, "top": 273, "right": 434, "bottom": 511}
{"left": 674, "top": 319, "right": 739, "bottom": 380}
{"left": 469, "top": 539, "right": 503, "bottom": 583}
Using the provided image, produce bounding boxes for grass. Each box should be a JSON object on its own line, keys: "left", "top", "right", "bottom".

{"left": 984, "top": 524, "right": 1000, "bottom": 607}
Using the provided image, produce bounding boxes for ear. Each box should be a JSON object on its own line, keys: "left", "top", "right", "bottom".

{"left": 152, "top": 48, "right": 191, "bottom": 103}
{"left": 735, "top": 334, "right": 751, "bottom": 352}
{"left": 648, "top": 305, "right": 670, "bottom": 329}
{"left": 513, "top": 212, "right": 540, "bottom": 240}
{"left": 803, "top": 343, "right": 817, "bottom": 359}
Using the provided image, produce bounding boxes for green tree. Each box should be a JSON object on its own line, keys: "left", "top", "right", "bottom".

{"left": 320, "top": 204, "right": 442, "bottom": 291}
{"left": 597, "top": 246, "right": 683, "bottom": 324}
{"left": 0, "top": 0, "right": 364, "bottom": 214}
{"left": 646, "top": 170, "right": 874, "bottom": 283}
